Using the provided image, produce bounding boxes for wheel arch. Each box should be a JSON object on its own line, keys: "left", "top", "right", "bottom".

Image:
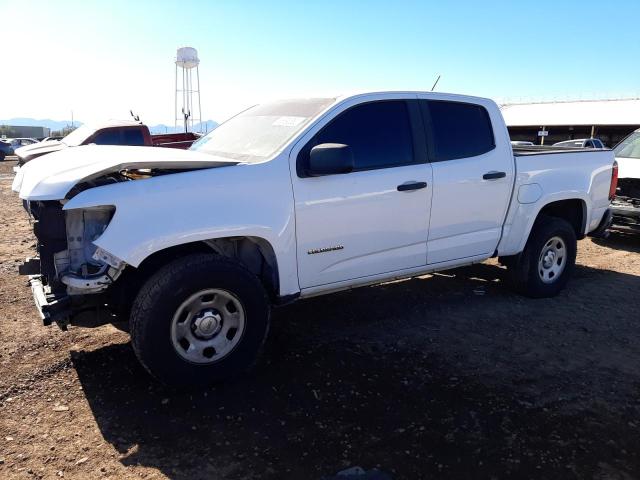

{"left": 498, "top": 194, "right": 589, "bottom": 257}
{"left": 109, "top": 236, "right": 282, "bottom": 318}
{"left": 536, "top": 198, "right": 587, "bottom": 240}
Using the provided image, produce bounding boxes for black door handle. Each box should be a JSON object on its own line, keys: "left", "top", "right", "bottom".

{"left": 397, "top": 181, "right": 427, "bottom": 192}
{"left": 483, "top": 171, "right": 506, "bottom": 180}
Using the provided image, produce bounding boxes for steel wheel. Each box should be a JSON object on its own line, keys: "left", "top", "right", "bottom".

{"left": 537, "top": 236, "right": 567, "bottom": 284}
{"left": 170, "top": 288, "right": 246, "bottom": 364}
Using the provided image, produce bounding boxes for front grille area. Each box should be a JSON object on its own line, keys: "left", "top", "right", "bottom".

{"left": 29, "top": 201, "right": 68, "bottom": 294}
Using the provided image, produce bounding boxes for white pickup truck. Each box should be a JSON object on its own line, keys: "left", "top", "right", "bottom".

{"left": 13, "top": 91, "right": 616, "bottom": 387}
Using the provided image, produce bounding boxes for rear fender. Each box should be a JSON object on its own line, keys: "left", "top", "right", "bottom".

{"left": 498, "top": 192, "right": 590, "bottom": 256}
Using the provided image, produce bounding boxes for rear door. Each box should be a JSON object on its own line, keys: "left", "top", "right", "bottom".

{"left": 418, "top": 97, "right": 514, "bottom": 264}
{"left": 290, "top": 96, "right": 433, "bottom": 289}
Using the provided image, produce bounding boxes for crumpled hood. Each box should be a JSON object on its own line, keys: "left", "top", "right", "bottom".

{"left": 14, "top": 139, "right": 66, "bottom": 162}
{"left": 13, "top": 145, "right": 238, "bottom": 201}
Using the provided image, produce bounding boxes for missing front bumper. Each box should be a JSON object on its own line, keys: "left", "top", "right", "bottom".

{"left": 28, "top": 276, "right": 71, "bottom": 328}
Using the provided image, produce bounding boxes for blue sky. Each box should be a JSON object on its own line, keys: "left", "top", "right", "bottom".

{"left": 2, "top": 0, "right": 639, "bottom": 124}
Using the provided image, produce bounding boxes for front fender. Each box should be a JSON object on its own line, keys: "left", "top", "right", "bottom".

{"left": 63, "top": 156, "right": 300, "bottom": 296}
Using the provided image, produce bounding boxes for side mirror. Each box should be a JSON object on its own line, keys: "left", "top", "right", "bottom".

{"left": 308, "top": 143, "right": 354, "bottom": 176}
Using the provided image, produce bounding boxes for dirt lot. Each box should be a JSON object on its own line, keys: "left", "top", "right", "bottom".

{"left": 1, "top": 159, "right": 640, "bottom": 480}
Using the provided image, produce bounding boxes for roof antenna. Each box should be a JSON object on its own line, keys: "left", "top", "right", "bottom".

{"left": 430, "top": 75, "right": 441, "bottom": 92}
{"left": 130, "top": 110, "right": 141, "bottom": 123}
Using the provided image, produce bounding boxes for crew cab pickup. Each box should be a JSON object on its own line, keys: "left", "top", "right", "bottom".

{"left": 13, "top": 91, "right": 617, "bottom": 387}
{"left": 14, "top": 119, "right": 200, "bottom": 166}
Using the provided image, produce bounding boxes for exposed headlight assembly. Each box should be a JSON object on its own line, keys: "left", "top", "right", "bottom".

{"left": 53, "top": 206, "right": 125, "bottom": 294}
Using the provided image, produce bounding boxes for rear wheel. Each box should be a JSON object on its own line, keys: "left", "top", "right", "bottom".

{"left": 505, "top": 215, "right": 577, "bottom": 298}
{"left": 130, "top": 253, "right": 271, "bottom": 387}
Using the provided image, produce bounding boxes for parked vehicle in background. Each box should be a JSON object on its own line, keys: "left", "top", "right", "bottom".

{"left": 553, "top": 138, "right": 605, "bottom": 149}
{"left": 13, "top": 91, "right": 616, "bottom": 387}
{"left": 14, "top": 120, "right": 201, "bottom": 166}
{"left": 611, "top": 129, "right": 640, "bottom": 231}
{"left": 0, "top": 138, "right": 39, "bottom": 161}
{"left": 13, "top": 137, "right": 39, "bottom": 147}
{"left": 0, "top": 139, "right": 13, "bottom": 161}
{"left": 510, "top": 140, "right": 534, "bottom": 146}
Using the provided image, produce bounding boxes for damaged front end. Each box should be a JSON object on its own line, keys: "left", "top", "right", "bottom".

{"left": 13, "top": 145, "right": 239, "bottom": 329}
{"left": 20, "top": 201, "right": 125, "bottom": 328}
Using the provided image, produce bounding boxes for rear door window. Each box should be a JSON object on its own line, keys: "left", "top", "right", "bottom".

{"left": 422, "top": 100, "right": 495, "bottom": 161}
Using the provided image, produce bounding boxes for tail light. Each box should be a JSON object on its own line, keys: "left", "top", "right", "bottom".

{"left": 609, "top": 160, "right": 618, "bottom": 200}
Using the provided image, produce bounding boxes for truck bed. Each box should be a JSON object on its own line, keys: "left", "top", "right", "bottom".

{"left": 150, "top": 132, "right": 201, "bottom": 149}
{"left": 512, "top": 145, "right": 611, "bottom": 156}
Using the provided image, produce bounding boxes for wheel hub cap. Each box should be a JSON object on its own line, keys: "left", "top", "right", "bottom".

{"left": 542, "top": 250, "right": 556, "bottom": 268}
{"left": 192, "top": 310, "right": 222, "bottom": 338}
{"left": 170, "top": 289, "right": 246, "bottom": 365}
{"left": 537, "top": 236, "right": 567, "bottom": 284}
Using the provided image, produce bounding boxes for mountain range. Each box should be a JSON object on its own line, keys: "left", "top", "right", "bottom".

{"left": 0, "top": 118, "right": 219, "bottom": 135}
{"left": 0, "top": 118, "right": 82, "bottom": 131}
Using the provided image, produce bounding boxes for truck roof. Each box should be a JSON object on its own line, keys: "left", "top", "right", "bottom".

{"left": 84, "top": 119, "right": 144, "bottom": 130}
{"left": 335, "top": 90, "right": 494, "bottom": 104}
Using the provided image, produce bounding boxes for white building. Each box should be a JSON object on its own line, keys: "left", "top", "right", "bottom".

{"left": 500, "top": 98, "right": 640, "bottom": 147}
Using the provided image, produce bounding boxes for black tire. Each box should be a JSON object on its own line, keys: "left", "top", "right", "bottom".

{"left": 130, "top": 253, "right": 271, "bottom": 387}
{"left": 0, "top": 152, "right": 5, "bottom": 162}
{"left": 505, "top": 215, "right": 577, "bottom": 298}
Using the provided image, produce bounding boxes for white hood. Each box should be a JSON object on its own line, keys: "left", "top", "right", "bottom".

{"left": 13, "top": 145, "right": 238, "bottom": 201}
{"left": 14, "top": 139, "right": 65, "bottom": 160}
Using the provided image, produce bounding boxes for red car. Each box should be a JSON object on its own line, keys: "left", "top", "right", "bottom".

{"left": 15, "top": 120, "right": 200, "bottom": 166}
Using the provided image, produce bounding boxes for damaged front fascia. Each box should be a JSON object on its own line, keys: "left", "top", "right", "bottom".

{"left": 53, "top": 206, "right": 126, "bottom": 295}
{"left": 33, "top": 161, "right": 237, "bottom": 296}
{"left": 60, "top": 263, "right": 125, "bottom": 295}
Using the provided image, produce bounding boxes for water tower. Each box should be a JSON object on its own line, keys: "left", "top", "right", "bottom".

{"left": 175, "top": 47, "right": 202, "bottom": 133}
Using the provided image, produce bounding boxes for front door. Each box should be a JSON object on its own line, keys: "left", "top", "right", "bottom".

{"left": 291, "top": 98, "right": 433, "bottom": 289}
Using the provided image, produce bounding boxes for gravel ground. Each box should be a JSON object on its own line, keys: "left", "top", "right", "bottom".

{"left": 1, "top": 158, "right": 639, "bottom": 479}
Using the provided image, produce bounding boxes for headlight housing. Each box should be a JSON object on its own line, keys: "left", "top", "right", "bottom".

{"left": 54, "top": 206, "right": 116, "bottom": 278}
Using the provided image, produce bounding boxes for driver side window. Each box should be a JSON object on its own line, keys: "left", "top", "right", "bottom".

{"left": 298, "top": 100, "right": 415, "bottom": 176}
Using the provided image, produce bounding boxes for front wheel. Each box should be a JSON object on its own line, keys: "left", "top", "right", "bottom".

{"left": 505, "top": 215, "right": 577, "bottom": 298}
{"left": 130, "top": 253, "right": 271, "bottom": 387}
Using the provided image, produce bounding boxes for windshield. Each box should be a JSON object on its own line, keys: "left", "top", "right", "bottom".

{"left": 61, "top": 125, "right": 94, "bottom": 146}
{"left": 614, "top": 131, "right": 640, "bottom": 159}
{"left": 190, "top": 98, "right": 335, "bottom": 161}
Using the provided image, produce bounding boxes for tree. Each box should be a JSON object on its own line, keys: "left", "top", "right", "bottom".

{"left": 51, "top": 125, "right": 77, "bottom": 137}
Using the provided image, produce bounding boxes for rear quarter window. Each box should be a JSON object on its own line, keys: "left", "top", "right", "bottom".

{"left": 423, "top": 100, "right": 495, "bottom": 161}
